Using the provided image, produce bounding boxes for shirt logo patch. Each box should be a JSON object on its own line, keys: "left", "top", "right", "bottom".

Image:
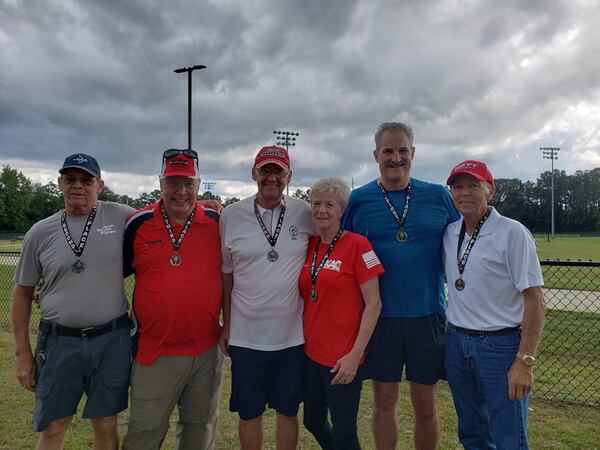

{"left": 362, "top": 250, "right": 381, "bottom": 269}
{"left": 289, "top": 225, "right": 298, "bottom": 240}
{"left": 324, "top": 260, "right": 342, "bottom": 272}
{"left": 97, "top": 224, "right": 117, "bottom": 235}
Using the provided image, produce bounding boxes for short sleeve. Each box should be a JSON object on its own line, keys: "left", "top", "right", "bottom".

{"left": 352, "top": 234, "right": 384, "bottom": 285}
{"left": 13, "top": 227, "right": 42, "bottom": 286}
{"left": 220, "top": 209, "right": 233, "bottom": 274}
{"left": 505, "top": 224, "right": 544, "bottom": 292}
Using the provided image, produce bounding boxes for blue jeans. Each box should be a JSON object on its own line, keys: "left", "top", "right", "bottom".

{"left": 303, "top": 356, "right": 362, "bottom": 450}
{"left": 445, "top": 324, "right": 529, "bottom": 450}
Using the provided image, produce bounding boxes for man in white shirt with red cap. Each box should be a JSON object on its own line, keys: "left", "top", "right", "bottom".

{"left": 443, "top": 160, "right": 545, "bottom": 450}
{"left": 219, "top": 145, "right": 313, "bottom": 450}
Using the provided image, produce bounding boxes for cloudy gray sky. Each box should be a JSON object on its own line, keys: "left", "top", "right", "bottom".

{"left": 1, "top": 0, "right": 599, "bottom": 199}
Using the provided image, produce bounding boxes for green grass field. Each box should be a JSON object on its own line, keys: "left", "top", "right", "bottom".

{"left": 1, "top": 332, "right": 599, "bottom": 450}
{"left": 0, "top": 238, "right": 599, "bottom": 448}
{"left": 534, "top": 235, "right": 600, "bottom": 261}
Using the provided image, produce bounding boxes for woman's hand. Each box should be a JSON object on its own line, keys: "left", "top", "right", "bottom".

{"left": 330, "top": 351, "right": 361, "bottom": 385}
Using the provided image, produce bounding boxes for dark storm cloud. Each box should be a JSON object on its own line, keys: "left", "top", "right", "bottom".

{"left": 1, "top": 0, "right": 599, "bottom": 195}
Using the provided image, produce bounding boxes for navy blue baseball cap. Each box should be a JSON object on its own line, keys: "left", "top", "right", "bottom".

{"left": 59, "top": 154, "right": 101, "bottom": 178}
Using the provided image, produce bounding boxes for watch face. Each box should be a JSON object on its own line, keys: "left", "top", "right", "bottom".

{"left": 523, "top": 355, "right": 535, "bottom": 366}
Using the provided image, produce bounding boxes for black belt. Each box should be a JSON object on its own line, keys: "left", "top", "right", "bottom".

{"left": 454, "top": 325, "right": 520, "bottom": 337}
{"left": 39, "top": 313, "right": 131, "bottom": 339}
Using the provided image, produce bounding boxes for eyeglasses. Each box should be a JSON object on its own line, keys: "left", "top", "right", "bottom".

{"left": 162, "top": 149, "right": 198, "bottom": 159}
{"left": 256, "top": 167, "right": 289, "bottom": 177}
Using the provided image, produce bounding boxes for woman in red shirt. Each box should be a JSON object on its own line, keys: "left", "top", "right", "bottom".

{"left": 299, "top": 177, "right": 383, "bottom": 449}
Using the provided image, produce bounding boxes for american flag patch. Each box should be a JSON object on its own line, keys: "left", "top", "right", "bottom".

{"left": 362, "top": 250, "right": 381, "bottom": 269}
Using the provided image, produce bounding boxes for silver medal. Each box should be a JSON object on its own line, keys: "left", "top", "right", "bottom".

{"left": 72, "top": 260, "right": 86, "bottom": 273}
{"left": 170, "top": 254, "right": 182, "bottom": 267}
{"left": 267, "top": 249, "right": 279, "bottom": 262}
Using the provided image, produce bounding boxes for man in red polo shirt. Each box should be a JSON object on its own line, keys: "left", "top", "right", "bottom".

{"left": 122, "top": 149, "right": 223, "bottom": 450}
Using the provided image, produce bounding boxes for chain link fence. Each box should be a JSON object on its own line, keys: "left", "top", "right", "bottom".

{"left": 1, "top": 251, "right": 599, "bottom": 405}
{"left": 536, "top": 260, "right": 600, "bottom": 405}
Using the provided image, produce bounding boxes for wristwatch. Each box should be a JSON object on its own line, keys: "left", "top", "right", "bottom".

{"left": 516, "top": 352, "right": 536, "bottom": 367}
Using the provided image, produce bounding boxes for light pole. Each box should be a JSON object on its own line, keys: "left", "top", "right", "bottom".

{"left": 541, "top": 147, "right": 560, "bottom": 239}
{"left": 202, "top": 181, "right": 216, "bottom": 200}
{"left": 174, "top": 65, "right": 207, "bottom": 150}
{"left": 273, "top": 130, "right": 299, "bottom": 195}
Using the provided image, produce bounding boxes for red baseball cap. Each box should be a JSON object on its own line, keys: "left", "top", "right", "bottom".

{"left": 254, "top": 145, "right": 290, "bottom": 171}
{"left": 446, "top": 160, "right": 495, "bottom": 187}
{"left": 160, "top": 153, "right": 200, "bottom": 179}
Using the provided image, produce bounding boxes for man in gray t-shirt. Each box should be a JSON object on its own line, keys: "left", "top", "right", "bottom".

{"left": 12, "top": 153, "right": 134, "bottom": 449}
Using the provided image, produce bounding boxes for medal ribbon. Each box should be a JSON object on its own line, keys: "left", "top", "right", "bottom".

{"left": 61, "top": 206, "right": 97, "bottom": 258}
{"left": 310, "top": 228, "right": 344, "bottom": 291}
{"left": 160, "top": 201, "right": 196, "bottom": 252}
{"left": 378, "top": 180, "right": 412, "bottom": 231}
{"left": 456, "top": 209, "right": 491, "bottom": 277}
{"left": 253, "top": 198, "right": 286, "bottom": 250}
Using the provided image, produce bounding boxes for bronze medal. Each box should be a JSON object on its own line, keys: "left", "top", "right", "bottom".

{"left": 170, "top": 254, "right": 182, "bottom": 267}
{"left": 455, "top": 278, "right": 465, "bottom": 291}
{"left": 309, "top": 288, "right": 317, "bottom": 301}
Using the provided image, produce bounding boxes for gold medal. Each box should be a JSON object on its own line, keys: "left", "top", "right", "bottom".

{"left": 396, "top": 230, "right": 408, "bottom": 242}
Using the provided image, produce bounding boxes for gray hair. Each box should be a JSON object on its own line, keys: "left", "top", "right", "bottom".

{"left": 309, "top": 177, "right": 351, "bottom": 210}
{"left": 374, "top": 122, "right": 414, "bottom": 148}
{"left": 482, "top": 181, "right": 494, "bottom": 197}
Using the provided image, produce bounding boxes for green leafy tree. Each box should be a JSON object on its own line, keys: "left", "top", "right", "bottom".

{"left": 223, "top": 197, "right": 240, "bottom": 207}
{"left": 291, "top": 188, "right": 310, "bottom": 202}
{"left": 27, "top": 182, "right": 63, "bottom": 224}
{"left": 0, "top": 165, "right": 33, "bottom": 231}
{"left": 136, "top": 190, "right": 162, "bottom": 207}
{"left": 98, "top": 185, "right": 121, "bottom": 203}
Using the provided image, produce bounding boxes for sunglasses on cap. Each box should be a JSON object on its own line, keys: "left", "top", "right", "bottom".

{"left": 162, "top": 149, "right": 198, "bottom": 159}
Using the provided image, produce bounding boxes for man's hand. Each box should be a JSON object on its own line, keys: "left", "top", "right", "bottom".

{"left": 15, "top": 352, "right": 36, "bottom": 391}
{"left": 200, "top": 199, "right": 224, "bottom": 214}
{"left": 330, "top": 352, "right": 360, "bottom": 385}
{"left": 218, "top": 325, "right": 230, "bottom": 357}
{"left": 507, "top": 359, "right": 533, "bottom": 401}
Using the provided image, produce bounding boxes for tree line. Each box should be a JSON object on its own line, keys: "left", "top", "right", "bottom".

{"left": 490, "top": 168, "right": 600, "bottom": 234}
{"left": 1, "top": 165, "right": 598, "bottom": 234}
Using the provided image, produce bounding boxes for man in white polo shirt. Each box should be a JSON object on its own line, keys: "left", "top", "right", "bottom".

{"left": 219, "top": 145, "right": 313, "bottom": 450}
{"left": 443, "top": 160, "right": 545, "bottom": 450}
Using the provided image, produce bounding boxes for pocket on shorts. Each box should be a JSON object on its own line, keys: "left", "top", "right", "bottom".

{"left": 35, "top": 383, "right": 52, "bottom": 399}
{"left": 103, "top": 370, "right": 130, "bottom": 388}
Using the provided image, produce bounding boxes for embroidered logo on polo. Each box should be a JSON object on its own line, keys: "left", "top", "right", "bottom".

{"left": 289, "top": 225, "right": 298, "bottom": 240}
{"left": 97, "top": 224, "right": 117, "bottom": 235}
